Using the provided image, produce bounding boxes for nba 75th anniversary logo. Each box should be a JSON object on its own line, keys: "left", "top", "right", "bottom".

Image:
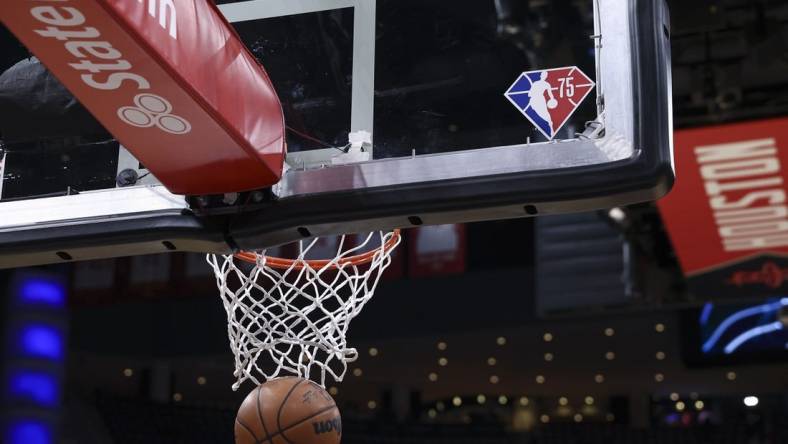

{"left": 505, "top": 66, "right": 595, "bottom": 140}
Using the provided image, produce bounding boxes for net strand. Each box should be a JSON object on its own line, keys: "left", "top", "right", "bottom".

{"left": 207, "top": 231, "right": 400, "bottom": 390}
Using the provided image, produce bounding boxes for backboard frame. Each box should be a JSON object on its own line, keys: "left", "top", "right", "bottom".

{"left": 0, "top": 0, "right": 673, "bottom": 268}
{"left": 223, "top": 0, "right": 674, "bottom": 251}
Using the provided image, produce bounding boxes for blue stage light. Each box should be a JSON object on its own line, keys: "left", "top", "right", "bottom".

{"left": 17, "top": 325, "right": 63, "bottom": 361}
{"left": 17, "top": 279, "right": 66, "bottom": 307}
{"left": 8, "top": 371, "right": 59, "bottom": 407}
{"left": 7, "top": 421, "right": 51, "bottom": 444}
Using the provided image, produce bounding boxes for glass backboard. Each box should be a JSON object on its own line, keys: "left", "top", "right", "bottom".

{"left": 0, "top": 0, "right": 673, "bottom": 267}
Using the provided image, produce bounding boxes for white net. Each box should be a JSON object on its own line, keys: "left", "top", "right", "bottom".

{"left": 207, "top": 231, "right": 401, "bottom": 390}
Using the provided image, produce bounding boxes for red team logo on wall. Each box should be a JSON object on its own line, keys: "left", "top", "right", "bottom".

{"left": 727, "top": 262, "right": 788, "bottom": 289}
{"left": 504, "top": 66, "right": 595, "bottom": 140}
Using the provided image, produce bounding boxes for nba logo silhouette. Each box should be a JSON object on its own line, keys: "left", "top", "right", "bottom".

{"left": 504, "top": 66, "right": 595, "bottom": 140}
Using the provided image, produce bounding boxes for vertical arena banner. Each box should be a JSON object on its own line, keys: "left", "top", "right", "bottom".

{"left": 657, "top": 117, "right": 788, "bottom": 299}
{"left": 0, "top": 0, "right": 285, "bottom": 194}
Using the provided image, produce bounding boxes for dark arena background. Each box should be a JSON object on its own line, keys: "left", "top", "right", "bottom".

{"left": 2, "top": 0, "right": 788, "bottom": 443}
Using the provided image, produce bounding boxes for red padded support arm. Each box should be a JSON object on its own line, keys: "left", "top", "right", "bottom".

{"left": 1, "top": 0, "right": 286, "bottom": 195}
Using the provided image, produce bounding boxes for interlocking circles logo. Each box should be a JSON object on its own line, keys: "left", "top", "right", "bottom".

{"left": 118, "top": 94, "right": 192, "bottom": 135}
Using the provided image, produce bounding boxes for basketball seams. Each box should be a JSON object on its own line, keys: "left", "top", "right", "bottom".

{"left": 276, "top": 378, "right": 306, "bottom": 444}
{"left": 256, "top": 385, "right": 272, "bottom": 443}
{"left": 235, "top": 417, "right": 263, "bottom": 444}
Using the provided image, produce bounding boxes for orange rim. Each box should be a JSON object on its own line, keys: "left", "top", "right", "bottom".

{"left": 234, "top": 230, "right": 401, "bottom": 270}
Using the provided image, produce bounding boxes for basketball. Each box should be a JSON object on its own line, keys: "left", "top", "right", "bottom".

{"left": 547, "top": 98, "right": 558, "bottom": 109}
{"left": 235, "top": 377, "right": 341, "bottom": 444}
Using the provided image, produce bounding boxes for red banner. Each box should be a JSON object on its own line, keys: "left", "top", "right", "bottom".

{"left": 657, "top": 118, "right": 788, "bottom": 280}
{"left": 1, "top": 0, "right": 285, "bottom": 195}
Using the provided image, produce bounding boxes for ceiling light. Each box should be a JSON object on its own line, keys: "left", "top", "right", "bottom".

{"left": 608, "top": 207, "right": 626, "bottom": 223}
{"left": 543, "top": 333, "right": 554, "bottom": 342}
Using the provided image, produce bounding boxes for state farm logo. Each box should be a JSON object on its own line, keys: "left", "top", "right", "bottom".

{"left": 118, "top": 94, "right": 191, "bottom": 135}
{"left": 137, "top": 0, "right": 178, "bottom": 39}
{"left": 29, "top": 1, "right": 189, "bottom": 135}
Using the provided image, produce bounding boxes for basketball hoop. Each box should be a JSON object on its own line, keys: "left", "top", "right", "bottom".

{"left": 207, "top": 230, "right": 401, "bottom": 390}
